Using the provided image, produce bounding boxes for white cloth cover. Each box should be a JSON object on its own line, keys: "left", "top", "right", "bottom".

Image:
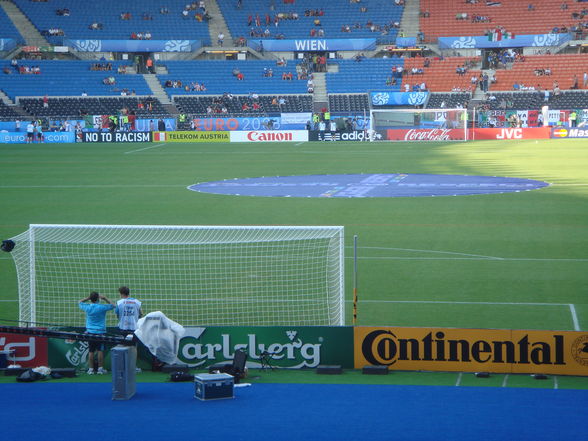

{"left": 134, "top": 311, "right": 185, "bottom": 364}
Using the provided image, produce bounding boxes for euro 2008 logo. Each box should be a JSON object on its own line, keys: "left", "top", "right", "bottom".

{"left": 372, "top": 93, "right": 390, "bottom": 106}
{"left": 571, "top": 335, "right": 588, "bottom": 367}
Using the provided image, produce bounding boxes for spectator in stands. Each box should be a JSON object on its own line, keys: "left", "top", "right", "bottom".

{"left": 571, "top": 75, "right": 579, "bottom": 89}
{"left": 2, "top": 67, "right": 10, "bottom": 75}
{"left": 160, "top": 7, "right": 169, "bottom": 14}
{"left": 218, "top": 32, "right": 224, "bottom": 46}
{"left": 89, "top": 22, "right": 103, "bottom": 30}
{"left": 237, "top": 72, "right": 244, "bottom": 81}
{"left": 583, "top": 71, "right": 588, "bottom": 88}
{"left": 43, "top": 95, "right": 48, "bottom": 108}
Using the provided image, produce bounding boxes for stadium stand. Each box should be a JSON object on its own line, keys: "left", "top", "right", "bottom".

{"left": 427, "top": 92, "right": 472, "bottom": 109}
{"left": 19, "top": 96, "right": 168, "bottom": 118}
{"left": 329, "top": 94, "right": 370, "bottom": 113}
{"left": 174, "top": 94, "right": 312, "bottom": 117}
{"left": 401, "top": 56, "right": 481, "bottom": 93}
{"left": 0, "top": 5, "right": 25, "bottom": 44}
{"left": 326, "top": 58, "right": 404, "bottom": 93}
{"left": 158, "top": 60, "right": 309, "bottom": 97}
{"left": 0, "top": 60, "right": 152, "bottom": 101}
{"left": 216, "top": 0, "right": 404, "bottom": 42}
{"left": 11, "top": 0, "right": 211, "bottom": 44}
{"left": 419, "top": 0, "right": 588, "bottom": 41}
{"left": 491, "top": 54, "right": 588, "bottom": 91}
{"left": 482, "top": 90, "right": 588, "bottom": 110}
{"left": 0, "top": 100, "right": 20, "bottom": 117}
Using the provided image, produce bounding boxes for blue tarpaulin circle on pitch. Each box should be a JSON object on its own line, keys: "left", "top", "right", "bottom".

{"left": 188, "top": 174, "right": 549, "bottom": 198}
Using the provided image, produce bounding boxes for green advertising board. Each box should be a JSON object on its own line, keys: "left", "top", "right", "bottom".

{"left": 47, "top": 326, "right": 354, "bottom": 369}
{"left": 178, "top": 326, "right": 354, "bottom": 369}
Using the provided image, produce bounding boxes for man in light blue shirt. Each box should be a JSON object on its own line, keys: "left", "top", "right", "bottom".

{"left": 79, "top": 291, "right": 114, "bottom": 374}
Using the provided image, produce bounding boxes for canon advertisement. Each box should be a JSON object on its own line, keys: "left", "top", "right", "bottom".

{"left": 230, "top": 130, "right": 309, "bottom": 142}
{"left": 81, "top": 132, "right": 152, "bottom": 143}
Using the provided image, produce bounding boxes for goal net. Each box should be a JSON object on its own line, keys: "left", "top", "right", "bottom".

{"left": 369, "top": 108, "right": 469, "bottom": 141}
{"left": 6, "top": 224, "right": 345, "bottom": 327}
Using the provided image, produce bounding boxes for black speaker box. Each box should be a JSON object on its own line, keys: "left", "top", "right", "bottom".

{"left": 362, "top": 365, "right": 389, "bottom": 375}
{"left": 161, "top": 364, "right": 190, "bottom": 373}
{"left": 316, "top": 365, "right": 342, "bottom": 375}
{"left": 51, "top": 368, "right": 77, "bottom": 377}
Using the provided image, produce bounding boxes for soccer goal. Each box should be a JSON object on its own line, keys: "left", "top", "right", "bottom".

{"left": 5, "top": 225, "right": 345, "bottom": 327}
{"left": 369, "top": 108, "right": 469, "bottom": 141}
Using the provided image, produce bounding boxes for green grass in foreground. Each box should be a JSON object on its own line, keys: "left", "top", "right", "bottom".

{"left": 0, "top": 138, "right": 587, "bottom": 387}
{"left": 0, "top": 368, "right": 586, "bottom": 389}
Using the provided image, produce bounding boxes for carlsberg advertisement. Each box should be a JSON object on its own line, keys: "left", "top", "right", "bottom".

{"left": 178, "top": 326, "right": 353, "bottom": 368}
{"left": 48, "top": 326, "right": 354, "bottom": 369}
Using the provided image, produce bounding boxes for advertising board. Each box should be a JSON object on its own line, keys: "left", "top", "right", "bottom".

{"left": 354, "top": 327, "right": 588, "bottom": 376}
{"left": 386, "top": 128, "right": 466, "bottom": 141}
{"left": 230, "top": 130, "right": 308, "bottom": 142}
{"left": 0, "top": 332, "right": 48, "bottom": 368}
{"left": 81, "top": 132, "right": 152, "bottom": 143}
{"left": 153, "top": 131, "right": 229, "bottom": 142}
{"left": 472, "top": 127, "right": 550, "bottom": 140}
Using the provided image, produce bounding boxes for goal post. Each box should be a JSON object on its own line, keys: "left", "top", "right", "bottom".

{"left": 369, "top": 108, "right": 469, "bottom": 141}
{"left": 5, "top": 224, "right": 345, "bottom": 327}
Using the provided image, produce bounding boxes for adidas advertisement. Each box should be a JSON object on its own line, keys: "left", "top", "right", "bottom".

{"left": 309, "top": 130, "right": 383, "bottom": 142}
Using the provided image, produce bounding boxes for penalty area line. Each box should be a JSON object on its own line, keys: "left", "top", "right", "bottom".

{"left": 124, "top": 143, "right": 167, "bottom": 154}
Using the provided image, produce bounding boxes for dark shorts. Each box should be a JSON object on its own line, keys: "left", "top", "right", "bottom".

{"left": 27, "top": 132, "right": 33, "bottom": 139}
{"left": 88, "top": 340, "right": 105, "bottom": 353}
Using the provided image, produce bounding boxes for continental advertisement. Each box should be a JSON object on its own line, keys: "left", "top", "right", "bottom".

{"left": 153, "top": 131, "right": 230, "bottom": 142}
{"left": 354, "top": 327, "right": 588, "bottom": 376}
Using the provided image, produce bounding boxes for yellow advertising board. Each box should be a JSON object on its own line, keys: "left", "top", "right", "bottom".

{"left": 354, "top": 327, "right": 588, "bottom": 376}
{"left": 152, "top": 131, "right": 229, "bottom": 142}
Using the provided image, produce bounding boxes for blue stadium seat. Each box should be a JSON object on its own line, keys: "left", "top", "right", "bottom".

{"left": 216, "top": 0, "right": 403, "bottom": 42}
{"left": 0, "top": 60, "right": 151, "bottom": 100}
{"left": 11, "top": 0, "right": 210, "bottom": 44}
{"left": 158, "top": 60, "right": 308, "bottom": 96}
{"left": 326, "top": 58, "right": 404, "bottom": 93}
{"left": 0, "top": 7, "right": 24, "bottom": 44}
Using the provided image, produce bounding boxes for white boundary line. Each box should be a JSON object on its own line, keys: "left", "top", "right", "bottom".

{"left": 124, "top": 142, "right": 167, "bottom": 154}
{"left": 553, "top": 376, "right": 559, "bottom": 390}
{"left": 569, "top": 304, "right": 580, "bottom": 331}
{"left": 455, "top": 372, "right": 462, "bottom": 386}
{"left": 501, "top": 374, "right": 509, "bottom": 388}
{"left": 355, "top": 300, "right": 570, "bottom": 306}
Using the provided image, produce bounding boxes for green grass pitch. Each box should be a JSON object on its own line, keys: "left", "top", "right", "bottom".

{"left": 0, "top": 138, "right": 586, "bottom": 332}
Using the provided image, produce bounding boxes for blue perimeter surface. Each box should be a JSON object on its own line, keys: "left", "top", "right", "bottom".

{"left": 2, "top": 382, "right": 584, "bottom": 441}
{"left": 188, "top": 174, "right": 550, "bottom": 198}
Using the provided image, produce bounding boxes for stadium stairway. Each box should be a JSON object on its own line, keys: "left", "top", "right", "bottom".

{"left": 0, "top": 0, "right": 48, "bottom": 47}
{"left": 400, "top": 0, "right": 420, "bottom": 38}
{"left": 142, "top": 74, "right": 177, "bottom": 114}
{"left": 206, "top": 0, "right": 232, "bottom": 47}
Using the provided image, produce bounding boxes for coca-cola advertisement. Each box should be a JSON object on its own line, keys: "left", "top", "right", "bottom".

{"left": 386, "top": 128, "right": 466, "bottom": 141}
